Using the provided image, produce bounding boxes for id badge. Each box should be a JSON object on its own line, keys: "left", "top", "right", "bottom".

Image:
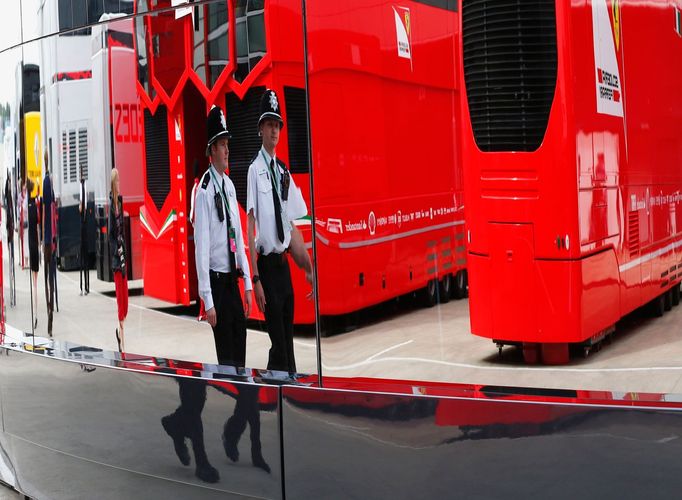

{"left": 229, "top": 227, "right": 237, "bottom": 253}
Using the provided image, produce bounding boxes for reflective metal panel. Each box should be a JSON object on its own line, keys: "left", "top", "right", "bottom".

{"left": 0, "top": 341, "right": 284, "bottom": 499}
{"left": 283, "top": 385, "right": 682, "bottom": 499}
{"left": 22, "top": 0, "right": 135, "bottom": 43}
{"left": 0, "top": 2, "right": 22, "bottom": 50}
{"left": 7, "top": 2, "right": 318, "bottom": 377}
{"left": 304, "top": 0, "right": 467, "bottom": 383}
{"left": 1, "top": 47, "right": 35, "bottom": 343}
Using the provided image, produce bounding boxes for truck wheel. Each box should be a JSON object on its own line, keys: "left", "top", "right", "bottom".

{"left": 664, "top": 289, "right": 673, "bottom": 311}
{"left": 651, "top": 294, "right": 665, "bottom": 317}
{"left": 439, "top": 274, "right": 453, "bottom": 303}
{"left": 672, "top": 284, "right": 680, "bottom": 306}
{"left": 423, "top": 279, "right": 438, "bottom": 307}
{"left": 452, "top": 270, "right": 468, "bottom": 299}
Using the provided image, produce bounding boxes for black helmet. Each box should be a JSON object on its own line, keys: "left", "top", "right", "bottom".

{"left": 206, "top": 105, "right": 232, "bottom": 156}
{"left": 258, "top": 88, "right": 284, "bottom": 129}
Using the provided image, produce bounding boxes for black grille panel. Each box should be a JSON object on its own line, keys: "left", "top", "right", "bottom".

{"left": 144, "top": 106, "right": 170, "bottom": 212}
{"left": 226, "top": 87, "right": 265, "bottom": 210}
{"left": 284, "top": 86, "right": 310, "bottom": 175}
{"left": 463, "top": 0, "right": 558, "bottom": 152}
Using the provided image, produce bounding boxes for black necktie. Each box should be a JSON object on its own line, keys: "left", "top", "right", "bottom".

{"left": 221, "top": 178, "right": 237, "bottom": 273}
{"left": 269, "top": 159, "right": 285, "bottom": 243}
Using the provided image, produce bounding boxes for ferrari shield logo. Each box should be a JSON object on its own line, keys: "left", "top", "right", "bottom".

{"left": 612, "top": 0, "right": 621, "bottom": 51}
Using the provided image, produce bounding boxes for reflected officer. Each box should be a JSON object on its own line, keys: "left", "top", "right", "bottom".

{"left": 195, "top": 105, "right": 253, "bottom": 366}
{"left": 247, "top": 89, "right": 312, "bottom": 373}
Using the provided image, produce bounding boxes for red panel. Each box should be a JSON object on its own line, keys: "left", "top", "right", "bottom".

{"left": 461, "top": 0, "right": 682, "bottom": 350}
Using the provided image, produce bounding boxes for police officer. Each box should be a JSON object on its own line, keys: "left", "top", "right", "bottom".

{"left": 195, "top": 105, "right": 252, "bottom": 367}
{"left": 247, "top": 89, "right": 312, "bottom": 373}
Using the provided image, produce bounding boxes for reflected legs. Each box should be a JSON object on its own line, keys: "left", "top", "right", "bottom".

{"left": 162, "top": 379, "right": 219, "bottom": 483}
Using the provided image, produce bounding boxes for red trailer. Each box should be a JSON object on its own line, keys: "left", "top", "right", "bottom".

{"left": 135, "top": 0, "right": 467, "bottom": 324}
{"left": 306, "top": 0, "right": 466, "bottom": 318}
{"left": 460, "top": 0, "right": 682, "bottom": 363}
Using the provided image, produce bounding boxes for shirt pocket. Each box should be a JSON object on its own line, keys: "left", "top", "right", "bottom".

{"left": 257, "top": 172, "right": 273, "bottom": 194}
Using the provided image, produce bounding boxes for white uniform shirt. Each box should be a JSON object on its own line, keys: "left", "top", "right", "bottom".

{"left": 246, "top": 147, "right": 307, "bottom": 255}
{"left": 194, "top": 165, "right": 252, "bottom": 311}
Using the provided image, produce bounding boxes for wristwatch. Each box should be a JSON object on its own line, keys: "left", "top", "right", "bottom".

{"left": 253, "top": 275, "right": 261, "bottom": 284}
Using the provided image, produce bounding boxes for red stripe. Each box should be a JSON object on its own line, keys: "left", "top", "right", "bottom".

{"left": 52, "top": 70, "right": 93, "bottom": 83}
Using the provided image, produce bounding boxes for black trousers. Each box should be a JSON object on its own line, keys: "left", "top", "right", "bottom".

{"left": 168, "top": 378, "right": 211, "bottom": 468}
{"left": 209, "top": 271, "right": 247, "bottom": 367}
{"left": 80, "top": 222, "right": 89, "bottom": 292}
{"left": 222, "top": 384, "right": 263, "bottom": 458}
{"left": 258, "top": 253, "right": 295, "bottom": 373}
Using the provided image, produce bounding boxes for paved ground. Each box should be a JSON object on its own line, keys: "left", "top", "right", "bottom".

{"left": 5, "top": 229, "right": 682, "bottom": 395}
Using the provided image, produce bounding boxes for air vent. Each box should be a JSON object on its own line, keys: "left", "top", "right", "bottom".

{"left": 284, "top": 86, "right": 310, "bottom": 175}
{"left": 225, "top": 86, "right": 265, "bottom": 210}
{"left": 628, "top": 211, "right": 640, "bottom": 255}
{"left": 62, "top": 131, "right": 68, "bottom": 184}
{"left": 68, "top": 130, "right": 77, "bottom": 183}
{"left": 462, "top": 0, "right": 558, "bottom": 152}
{"left": 78, "top": 128, "right": 88, "bottom": 181}
{"left": 144, "top": 106, "right": 170, "bottom": 212}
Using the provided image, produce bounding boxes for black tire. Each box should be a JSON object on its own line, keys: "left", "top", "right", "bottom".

{"left": 423, "top": 278, "right": 438, "bottom": 307}
{"left": 664, "top": 289, "right": 673, "bottom": 311}
{"left": 452, "top": 270, "right": 468, "bottom": 300}
{"left": 672, "top": 284, "right": 680, "bottom": 306}
{"left": 439, "top": 274, "right": 453, "bottom": 303}
{"left": 651, "top": 294, "right": 665, "bottom": 317}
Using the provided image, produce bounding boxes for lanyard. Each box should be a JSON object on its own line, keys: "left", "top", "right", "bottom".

{"left": 209, "top": 167, "right": 231, "bottom": 224}
{"left": 262, "top": 151, "right": 281, "bottom": 197}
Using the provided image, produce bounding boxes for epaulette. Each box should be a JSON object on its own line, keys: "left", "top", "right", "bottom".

{"left": 250, "top": 151, "right": 260, "bottom": 165}
{"left": 276, "top": 158, "right": 288, "bottom": 171}
{"left": 201, "top": 171, "right": 211, "bottom": 189}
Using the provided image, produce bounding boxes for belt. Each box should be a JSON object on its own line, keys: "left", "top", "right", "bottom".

{"left": 258, "top": 246, "right": 289, "bottom": 257}
{"left": 209, "top": 270, "right": 240, "bottom": 280}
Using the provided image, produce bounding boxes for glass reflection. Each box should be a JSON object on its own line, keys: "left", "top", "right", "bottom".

{"left": 2, "top": 1, "right": 317, "bottom": 377}
{"left": 23, "top": 0, "right": 135, "bottom": 44}
{"left": 1, "top": 48, "right": 34, "bottom": 342}
{"left": 191, "top": 2, "right": 230, "bottom": 88}
{"left": 0, "top": 2, "right": 22, "bottom": 51}
{"left": 308, "top": 1, "right": 467, "bottom": 382}
{"left": 234, "top": 0, "right": 266, "bottom": 83}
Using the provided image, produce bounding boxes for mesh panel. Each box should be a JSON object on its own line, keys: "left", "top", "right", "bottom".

{"left": 463, "top": 0, "right": 557, "bottom": 152}
{"left": 283, "top": 86, "right": 310, "bottom": 175}
{"left": 225, "top": 86, "right": 265, "bottom": 210}
{"left": 144, "top": 106, "right": 170, "bottom": 212}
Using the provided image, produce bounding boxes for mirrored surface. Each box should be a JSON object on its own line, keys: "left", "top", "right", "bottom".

{"left": 306, "top": 0, "right": 466, "bottom": 383}
{"left": 1, "top": 47, "right": 35, "bottom": 340}
{"left": 4, "top": 1, "right": 318, "bottom": 377}
{"left": 0, "top": 2, "right": 22, "bottom": 51}
{"left": 22, "top": 0, "right": 136, "bottom": 44}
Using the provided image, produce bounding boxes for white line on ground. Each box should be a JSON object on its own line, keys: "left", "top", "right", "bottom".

{"left": 322, "top": 355, "right": 682, "bottom": 373}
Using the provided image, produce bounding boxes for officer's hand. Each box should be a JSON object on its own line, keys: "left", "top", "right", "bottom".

{"left": 254, "top": 281, "right": 266, "bottom": 313}
{"left": 305, "top": 269, "right": 314, "bottom": 301}
{"left": 244, "top": 290, "right": 253, "bottom": 317}
{"left": 206, "top": 307, "right": 217, "bottom": 327}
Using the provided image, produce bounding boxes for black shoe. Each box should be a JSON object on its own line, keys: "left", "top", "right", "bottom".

{"left": 161, "top": 415, "right": 190, "bottom": 466}
{"left": 195, "top": 463, "right": 219, "bottom": 483}
{"left": 222, "top": 434, "right": 239, "bottom": 462}
{"left": 115, "top": 328, "right": 122, "bottom": 352}
{"left": 252, "top": 453, "right": 271, "bottom": 474}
